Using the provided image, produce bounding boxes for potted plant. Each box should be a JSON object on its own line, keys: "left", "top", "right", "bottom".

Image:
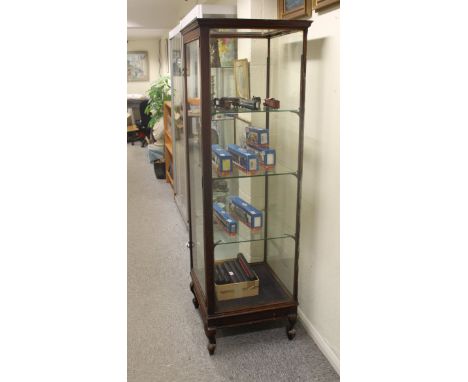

{"left": 145, "top": 75, "right": 171, "bottom": 179}
{"left": 145, "top": 74, "right": 171, "bottom": 128}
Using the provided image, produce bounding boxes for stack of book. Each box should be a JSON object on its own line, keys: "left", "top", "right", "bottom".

{"left": 215, "top": 253, "right": 257, "bottom": 284}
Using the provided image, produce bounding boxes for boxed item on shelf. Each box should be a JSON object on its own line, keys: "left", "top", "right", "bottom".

{"left": 227, "top": 196, "right": 263, "bottom": 231}
{"left": 213, "top": 202, "right": 237, "bottom": 236}
{"left": 263, "top": 97, "right": 280, "bottom": 109}
{"left": 214, "top": 256, "right": 259, "bottom": 301}
{"left": 233, "top": 96, "right": 262, "bottom": 110}
{"left": 212, "top": 144, "right": 233, "bottom": 175}
{"left": 227, "top": 144, "right": 258, "bottom": 172}
{"left": 246, "top": 126, "right": 269, "bottom": 148}
{"left": 247, "top": 146, "right": 276, "bottom": 168}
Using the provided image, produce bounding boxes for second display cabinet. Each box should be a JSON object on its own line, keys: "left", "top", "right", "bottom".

{"left": 181, "top": 18, "right": 312, "bottom": 354}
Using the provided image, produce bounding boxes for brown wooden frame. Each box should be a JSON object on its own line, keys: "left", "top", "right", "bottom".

{"left": 278, "top": 0, "right": 312, "bottom": 20}
{"left": 181, "top": 17, "right": 312, "bottom": 356}
{"left": 313, "top": 0, "right": 340, "bottom": 11}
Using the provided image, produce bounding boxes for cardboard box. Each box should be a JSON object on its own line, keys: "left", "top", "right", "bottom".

{"left": 246, "top": 126, "right": 269, "bottom": 147}
{"left": 213, "top": 202, "right": 237, "bottom": 235}
{"left": 227, "top": 196, "right": 263, "bottom": 230}
{"left": 212, "top": 144, "right": 233, "bottom": 175}
{"left": 227, "top": 144, "right": 259, "bottom": 172}
{"left": 215, "top": 259, "right": 259, "bottom": 301}
{"left": 247, "top": 146, "right": 276, "bottom": 168}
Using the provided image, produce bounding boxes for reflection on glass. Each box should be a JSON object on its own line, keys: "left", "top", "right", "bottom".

{"left": 186, "top": 39, "right": 205, "bottom": 294}
{"left": 170, "top": 34, "right": 188, "bottom": 224}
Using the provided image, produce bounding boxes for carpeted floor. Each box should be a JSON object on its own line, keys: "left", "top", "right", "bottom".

{"left": 127, "top": 144, "right": 340, "bottom": 382}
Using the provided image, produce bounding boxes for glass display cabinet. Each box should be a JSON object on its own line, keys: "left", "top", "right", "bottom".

{"left": 181, "top": 18, "right": 312, "bottom": 355}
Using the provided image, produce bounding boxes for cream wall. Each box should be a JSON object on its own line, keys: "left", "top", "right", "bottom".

{"left": 235, "top": 0, "right": 340, "bottom": 373}
{"left": 297, "top": 5, "right": 340, "bottom": 372}
{"left": 127, "top": 38, "right": 167, "bottom": 95}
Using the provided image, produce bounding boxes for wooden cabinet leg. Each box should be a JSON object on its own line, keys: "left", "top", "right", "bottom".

{"left": 286, "top": 313, "right": 297, "bottom": 340}
{"left": 190, "top": 281, "right": 199, "bottom": 309}
{"left": 205, "top": 328, "right": 216, "bottom": 355}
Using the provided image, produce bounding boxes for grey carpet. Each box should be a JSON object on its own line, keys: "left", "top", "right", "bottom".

{"left": 127, "top": 144, "right": 340, "bottom": 382}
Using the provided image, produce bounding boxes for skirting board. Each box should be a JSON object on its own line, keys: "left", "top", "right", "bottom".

{"left": 298, "top": 307, "right": 340, "bottom": 375}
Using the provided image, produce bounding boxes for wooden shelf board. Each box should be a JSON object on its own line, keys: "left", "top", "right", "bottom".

{"left": 165, "top": 142, "right": 173, "bottom": 156}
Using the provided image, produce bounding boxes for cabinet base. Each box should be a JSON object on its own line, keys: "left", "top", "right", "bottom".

{"left": 190, "top": 271, "right": 298, "bottom": 354}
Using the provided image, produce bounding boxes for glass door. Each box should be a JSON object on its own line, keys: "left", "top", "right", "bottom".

{"left": 170, "top": 34, "right": 189, "bottom": 226}
{"left": 185, "top": 38, "right": 206, "bottom": 295}
{"left": 208, "top": 31, "right": 303, "bottom": 312}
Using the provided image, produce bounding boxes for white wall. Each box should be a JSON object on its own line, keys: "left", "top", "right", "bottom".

{"left": 298, "top": 5, "right": 340, "bottom": 372}
{"left": 236, "top": 0, "right": 340, "bottom": 373}
{"left": 127, "top": 38, "right": 168, "bottom": 95}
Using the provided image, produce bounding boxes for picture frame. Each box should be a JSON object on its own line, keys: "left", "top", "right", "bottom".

{"left": 210, "top": 38, "right": 237, "bottom": 68}
{"left": 312, "top": 0, "right": 340, "bottom": 11}
{"left": 278, "top": 0, "right": 312, "bottom": 20}
{"left": 233, "top": 59, "right": 250, "bottom": 100}
{"left": 127, "top": 51, "right": 149, "bottom": 82}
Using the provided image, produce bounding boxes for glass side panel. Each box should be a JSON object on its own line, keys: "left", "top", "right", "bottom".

{"left": 185, "top": 39, "right": 205, "bottom": 294}
{"left": 170, "top": 34, "right": 188, "bottom": 225}
{"left": 209, "top": 32, "right": 303, "bottom": 308}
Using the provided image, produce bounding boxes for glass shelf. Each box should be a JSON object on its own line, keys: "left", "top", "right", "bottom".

{"left": 212, "top": 162, "right": 297, "bottom": 180}
{"left": 213, "top": 212, "right": 295, "bottom": 246}
{"left": 212, "top": 107, "right": 299, "bottom": 116}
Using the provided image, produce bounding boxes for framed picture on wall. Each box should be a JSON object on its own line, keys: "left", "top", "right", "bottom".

{"left": 210, "top": 38, "right": 237, "bottom": 68}
{"left": 278, "top": 0, "right": 312, "bottom": 20}
{"left": 313, "top": 0, "right": 340, "bottom": 11}
{"left": 127, "top": 51, "right": 149, "bottom": 82}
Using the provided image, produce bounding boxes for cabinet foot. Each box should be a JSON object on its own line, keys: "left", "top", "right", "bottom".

{"left": 190, "top": 281, "right": 199, "bottom": 309}
{"left": 286, "top": 313, "right": 297, "bottom": 340}
{"left": 206, "top": 328, "right": 217, "bottom": 355}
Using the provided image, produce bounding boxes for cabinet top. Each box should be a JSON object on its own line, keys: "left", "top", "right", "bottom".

{"left": 180, "top": 18, "right": 312, "bottom": 38}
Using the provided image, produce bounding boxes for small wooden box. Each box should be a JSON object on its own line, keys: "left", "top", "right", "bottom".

{"left": 214, "top": 259, "right": 260, "bottom": 301}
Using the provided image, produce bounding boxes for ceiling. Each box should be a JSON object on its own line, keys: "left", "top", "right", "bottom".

{"left": 127, "top": 0, "right": 209, "bottom": 38}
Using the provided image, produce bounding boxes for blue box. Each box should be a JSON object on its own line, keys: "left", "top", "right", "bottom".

{"left": 212, "top": 144, "right": 233, "bottom": 174}
{"left": 227, "top": 144, "right": 258, "bottom": 172}
{"left": 246, "top": 127, "right": 269, "bottom": 148}
{"left": 213, "top": 202, "right": 237, "bottom": 235}
{"left": 227, "top": 196, "right": 263, "bottom": 230}
{"left": 247, "top": 146, "right": 276, "bottom": 168}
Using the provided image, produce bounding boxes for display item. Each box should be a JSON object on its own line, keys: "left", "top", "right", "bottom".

{"left": 236, "top": 253, "right": 257, "bottom": 281}
{"left": 214, "top": 258, "right": 258, "bottom": 285}
{"left": 263, "top": 97, "right": 280, "bottom": 109}
{"left": 246, "top": 126, "right": 269, "bottom": 148}
{"left": 211, "top": 144, "right": 233, "bottom": 175}
{"left": 227, "top": 196, "right": 263, "bottom": 231}
{"left": 227, "top": 144, "right": 259, "bottom": 173}
{"left": 212, "top": 97, "right": 239, "bottom": 110}
{"left": 224, "top": 261, "right": 241, "bottom": 283}
{"left": 213, "top": 202, "right": 237, "bottom": 236}
{"left": 233, "top": 96, "right": 262, "bottom": 110}
{"left": 248, "top": 146, "right": 276, "bottom": 169}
